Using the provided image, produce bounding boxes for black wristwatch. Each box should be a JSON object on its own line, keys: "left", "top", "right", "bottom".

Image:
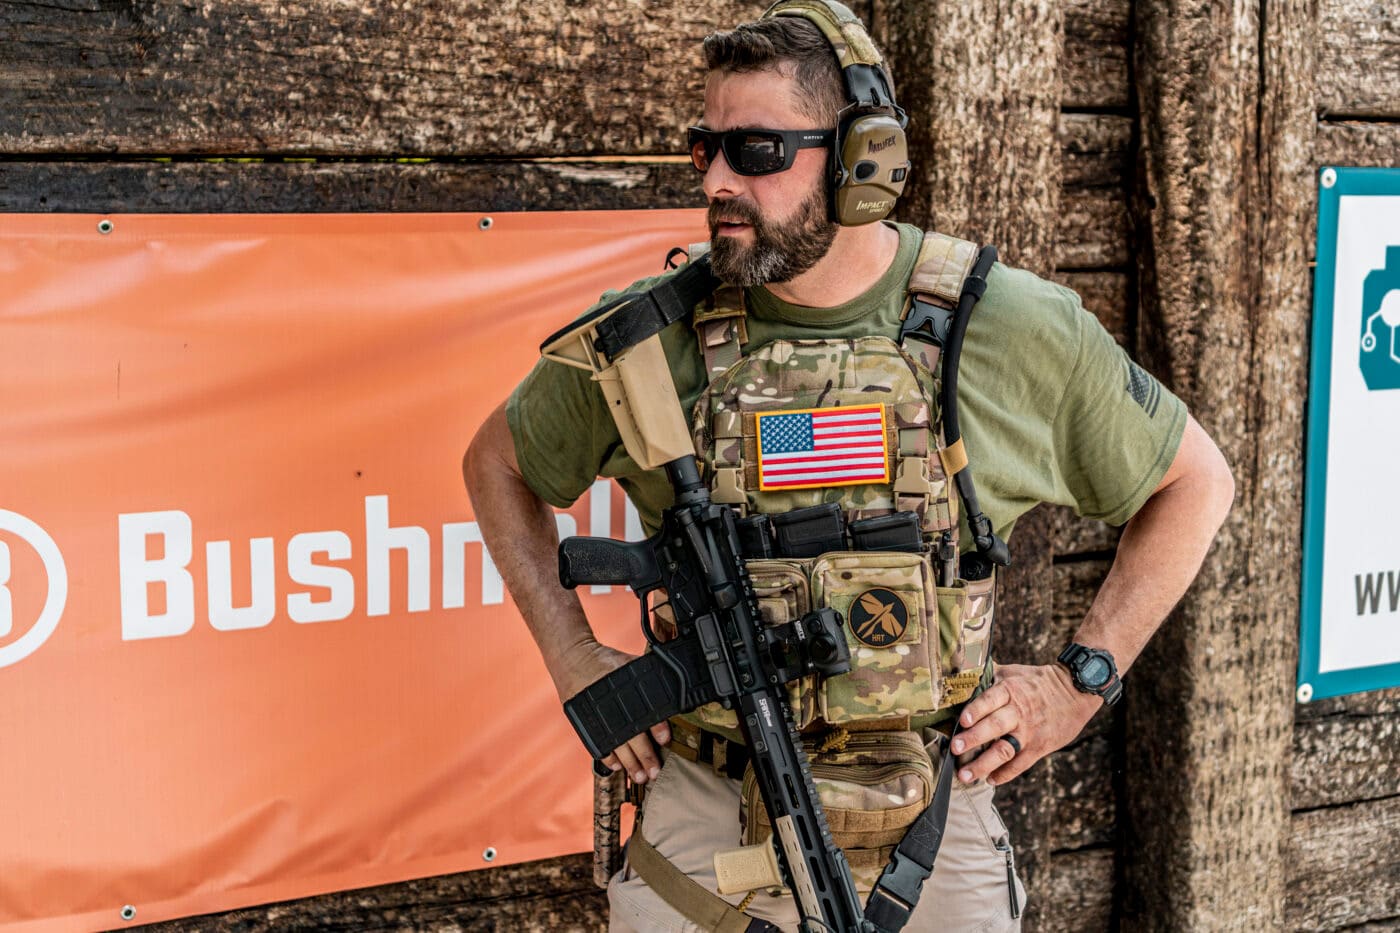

{"left": 1057, "top": 643, "right": 1122, "bottom": 706}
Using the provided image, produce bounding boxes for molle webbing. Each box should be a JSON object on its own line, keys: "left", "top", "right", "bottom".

{"left": 696, "top": 285, "right": 749, "bottom": 377}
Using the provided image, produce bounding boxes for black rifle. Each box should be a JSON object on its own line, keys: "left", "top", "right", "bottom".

{"left": 559, "top": 456, "right": 873, "bottom": 933}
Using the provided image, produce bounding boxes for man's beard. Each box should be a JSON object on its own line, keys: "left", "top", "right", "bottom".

{"left": 707, "top": 186, "right": 838, "bottom": 286}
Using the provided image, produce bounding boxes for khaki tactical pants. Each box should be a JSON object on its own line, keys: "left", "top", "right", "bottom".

{"left": 608, "top": 730, "right": 1025, "bottom": 933}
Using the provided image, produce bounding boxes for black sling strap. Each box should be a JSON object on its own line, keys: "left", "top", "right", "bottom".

{"left": 867, "top": 244, "right": 1008, "bottom": 932}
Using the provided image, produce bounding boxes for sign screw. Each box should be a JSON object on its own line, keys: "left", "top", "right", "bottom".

{"left": 1296, "top": 683, "right": 1313, "bottom": 703}
{"left": 483, "top": 846, "right": 497, "bottom": 862}
{"left": 1321, "top": 168, "right": 1337, "bottom": 189}
{"left": 120, "top": 905, "right": 136, "bottom": 921}
{"left": 478, "top": 216, "right": 494, "bottom": 231}
{"left": 98, "top": 219, "right": 115, "bottom": 234}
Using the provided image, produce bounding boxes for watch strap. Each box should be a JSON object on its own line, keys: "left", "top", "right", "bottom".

{"left": 1057, "top": 642, "right": 1121, "bottom": 706}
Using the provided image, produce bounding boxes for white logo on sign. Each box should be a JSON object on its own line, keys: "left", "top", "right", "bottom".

{"left": 0, "top": 510, "right": 68, "bottom": 669}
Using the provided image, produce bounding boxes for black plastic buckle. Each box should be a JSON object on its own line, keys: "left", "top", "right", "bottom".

{"left": 871, "top": 848, "right": 931, "bottom": 914}
{"left": 898, "top": 296, "right": 955, "bottom": 349}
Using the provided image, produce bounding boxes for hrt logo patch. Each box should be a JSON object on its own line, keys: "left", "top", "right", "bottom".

{"left": 849, "top": 587, "right": 909, "bottom": 648}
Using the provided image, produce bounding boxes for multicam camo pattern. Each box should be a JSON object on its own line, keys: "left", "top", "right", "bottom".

{"left": 687, "top": 336, "right": 987, "bottom": 728}
{"left": 740, "top": 730, "right": 937, "bottom": 892}
{"left": 947, "top": 574, "right": 995, "bottom": 682}
{"left": 692, "top": 337, "right": 956, "bottom": 533}
{"left": 812, "top": 552, "right": 938, "bottom": 723}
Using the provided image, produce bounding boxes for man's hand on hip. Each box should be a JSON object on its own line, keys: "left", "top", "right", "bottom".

{"left": 948, "top": 662, "right": 1102, "bottom": 786}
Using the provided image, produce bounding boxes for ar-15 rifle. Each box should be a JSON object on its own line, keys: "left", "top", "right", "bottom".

{"left": 540, "top": 256, "right": 873, "bottom": 932}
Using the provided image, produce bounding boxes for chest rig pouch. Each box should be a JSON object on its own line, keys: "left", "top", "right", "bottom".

{"left": 684, "top": 233, "right": 1007, "bottom": 743}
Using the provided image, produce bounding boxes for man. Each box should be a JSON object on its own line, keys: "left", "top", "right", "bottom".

{"left": 464, "top": 7, "right": 1233, "bottom": 931}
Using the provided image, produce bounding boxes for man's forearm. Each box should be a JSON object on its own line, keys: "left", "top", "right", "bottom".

{"left": 952, "top": 415, "right": 1233, "bottom": 784}
{"left": 463, "top": 404, "right": 596, "bottom": 700}
{"left": 1071, "top": 417, "right": 1236, "bottom": 674}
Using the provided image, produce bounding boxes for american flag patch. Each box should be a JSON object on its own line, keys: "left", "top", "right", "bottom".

{"left": 755, "top": 404, "right": 889, "bottom": 491}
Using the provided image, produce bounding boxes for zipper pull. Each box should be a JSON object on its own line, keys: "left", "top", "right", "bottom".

{"left": 995, "top": 836, "right": 1021, "bottom": 919}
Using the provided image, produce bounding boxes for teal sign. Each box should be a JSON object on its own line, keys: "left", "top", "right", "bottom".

{"left": 1359, "top": 246, "right": 1400, "bottom": 390}
{"left": 1300, "top": 167, "right": 1400, "bottom": 702}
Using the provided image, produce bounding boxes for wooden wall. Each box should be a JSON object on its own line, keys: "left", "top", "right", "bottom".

{"left": 1, "top": 0, "right": 1396, "bottom": 929}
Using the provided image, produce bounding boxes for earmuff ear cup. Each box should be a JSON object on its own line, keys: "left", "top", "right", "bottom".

{"left": 832, "top": 111, "right": 909, "bottom": 225}
{"left": 762, "top": 1, "right": 907, "bottom": 226}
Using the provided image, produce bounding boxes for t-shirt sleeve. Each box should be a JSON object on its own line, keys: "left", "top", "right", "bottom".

{"left": 1051, "top": 292, "right": 1186, "bottom": 525}
{"left": 506, "top": 353, "right": 621, "bottom": 509}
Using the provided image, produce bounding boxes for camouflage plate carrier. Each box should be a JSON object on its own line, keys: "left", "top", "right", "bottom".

{"left": 681, "top": 231, "right": 999, "bottom": 742}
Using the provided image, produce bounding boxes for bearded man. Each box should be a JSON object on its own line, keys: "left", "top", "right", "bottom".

{"left": 464, "top": 4, "right": 1233, "bottom": 931}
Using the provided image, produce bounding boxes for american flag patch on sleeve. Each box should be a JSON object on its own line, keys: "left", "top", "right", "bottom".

{"left": 755, "top": 404, "right": 890, "bottom": 491}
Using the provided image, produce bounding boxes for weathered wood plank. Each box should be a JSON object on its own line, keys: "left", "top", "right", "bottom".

{"left": 1316, "top": 120, "right": 1400, "bottom": 168}
{"left": 1317, "top": 0, "right": 1400, "bottom": 117}
{"left": 134, "top": 852, "right": 607, "bottom": 932}
{"left": 0, "top": 0, "right": 763, "bottom": 157}
{"left": 1292, "top": 706, "right": 1400, "bottom": 811}
{"left": 1, "top": 0, "right": 1129, "bottom": 158}
{"left": 1048, "top": 734, "right": 1117, "bottom": 851}
{"left": 1285, "top": 795, "right": 1400, "bottom": 931}
{"left": 1058, "top": 187, "right": 1130, "bottom": 269}
{"left": 1062, "top": 0, "right": 1131, "bottom": 110}
{"left": 1054, "top": 270, "right": 1131, "bottom": 345}
{"left": 1046, "top": 502, "right": 1122, "bottom": 557}
{"left": 1038, "top": 848, "right": 1115, "bottom": 932}
{"left": 0, "top": 159, "right": 703, "bottom": 213}
{"left": 1122, "top": 0, "right": 1312, "bottom": 922}
{"left": 1060, "top": 113, "right": 1133, "bottom": 191}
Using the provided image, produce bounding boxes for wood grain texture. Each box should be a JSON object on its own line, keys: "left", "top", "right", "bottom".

{"left": 1060, "top": 113, "right": 1133, "bottom": 191}
{"left": 1063, "top": 0, "right": 1131, "bottom": 110}
{"left": 1037, "top": 848, "right": 1115, "bottom": 931}
{"left": 1122, "top": 0, "right": 1313, "bottom": 927}
{"left": 1285, "top": 795, "right": 1400, "bottom": 931}
{"left": 0, "top": 159, "right": 703, "bottom": 213}
{"left": 1292, "top": 707, "right": 1400, "bottom": 812}
{"left": 1317, "top": 0, "right": 1400, "bottom": 117}
{"left": 132, "top": 853, "right": 608, "bottom": 932}
{"left": 0, "top": 0, "right": 1127, "bottom": 158}
{"left": 882, "top": 0, "right": 1064, "bottom": 274}
{"left": 0, "top": 0, "right": 761, "bottom": 157}
{"left": 1316, "top": 120, "right": 1400, "bottom": 168}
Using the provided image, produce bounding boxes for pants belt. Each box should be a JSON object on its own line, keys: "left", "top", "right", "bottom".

{"left": 666, "top": 719, "right": 749, "bottom": 781}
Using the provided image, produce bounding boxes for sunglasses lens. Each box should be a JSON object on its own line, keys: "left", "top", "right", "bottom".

{"left": 728, "top": 132, "right": 786, "bottom": 175}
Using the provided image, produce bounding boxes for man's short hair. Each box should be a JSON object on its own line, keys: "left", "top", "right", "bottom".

{"left": 702, "top": 17, "right": 847, "bottom": 126}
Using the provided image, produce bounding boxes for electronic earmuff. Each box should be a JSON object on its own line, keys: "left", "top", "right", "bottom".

{"left": 761, "top": 0, "right": 910, "bottom": 226}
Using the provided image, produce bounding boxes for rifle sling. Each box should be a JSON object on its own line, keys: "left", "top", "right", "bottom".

{"left": 594, "top": 254, "right": 720, "bottom": 362}
{"left": 627, "top": 827, "right": 782, "bottom": 933}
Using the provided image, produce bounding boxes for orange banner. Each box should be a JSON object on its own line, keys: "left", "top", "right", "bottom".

{"left": 0, "top": 210, "right": 705, "bottom": 931}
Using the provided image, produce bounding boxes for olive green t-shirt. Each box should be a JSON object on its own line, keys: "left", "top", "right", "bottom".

{"left": 507, "top": 223, "right": 1185, "bottom": 543}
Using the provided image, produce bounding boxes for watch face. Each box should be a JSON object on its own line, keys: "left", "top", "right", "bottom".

{"left": 1080, "top": 655, "right": 1112, "bottom": 688}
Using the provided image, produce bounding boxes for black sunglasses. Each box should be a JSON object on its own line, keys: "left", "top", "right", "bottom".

{"left": 687, "top": 126, "right": 835, "bottom": 176}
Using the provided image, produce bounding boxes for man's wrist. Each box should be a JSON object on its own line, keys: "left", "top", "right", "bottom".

{"left": 1056, "top": 643, "right": 1123, "bottom": 706}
